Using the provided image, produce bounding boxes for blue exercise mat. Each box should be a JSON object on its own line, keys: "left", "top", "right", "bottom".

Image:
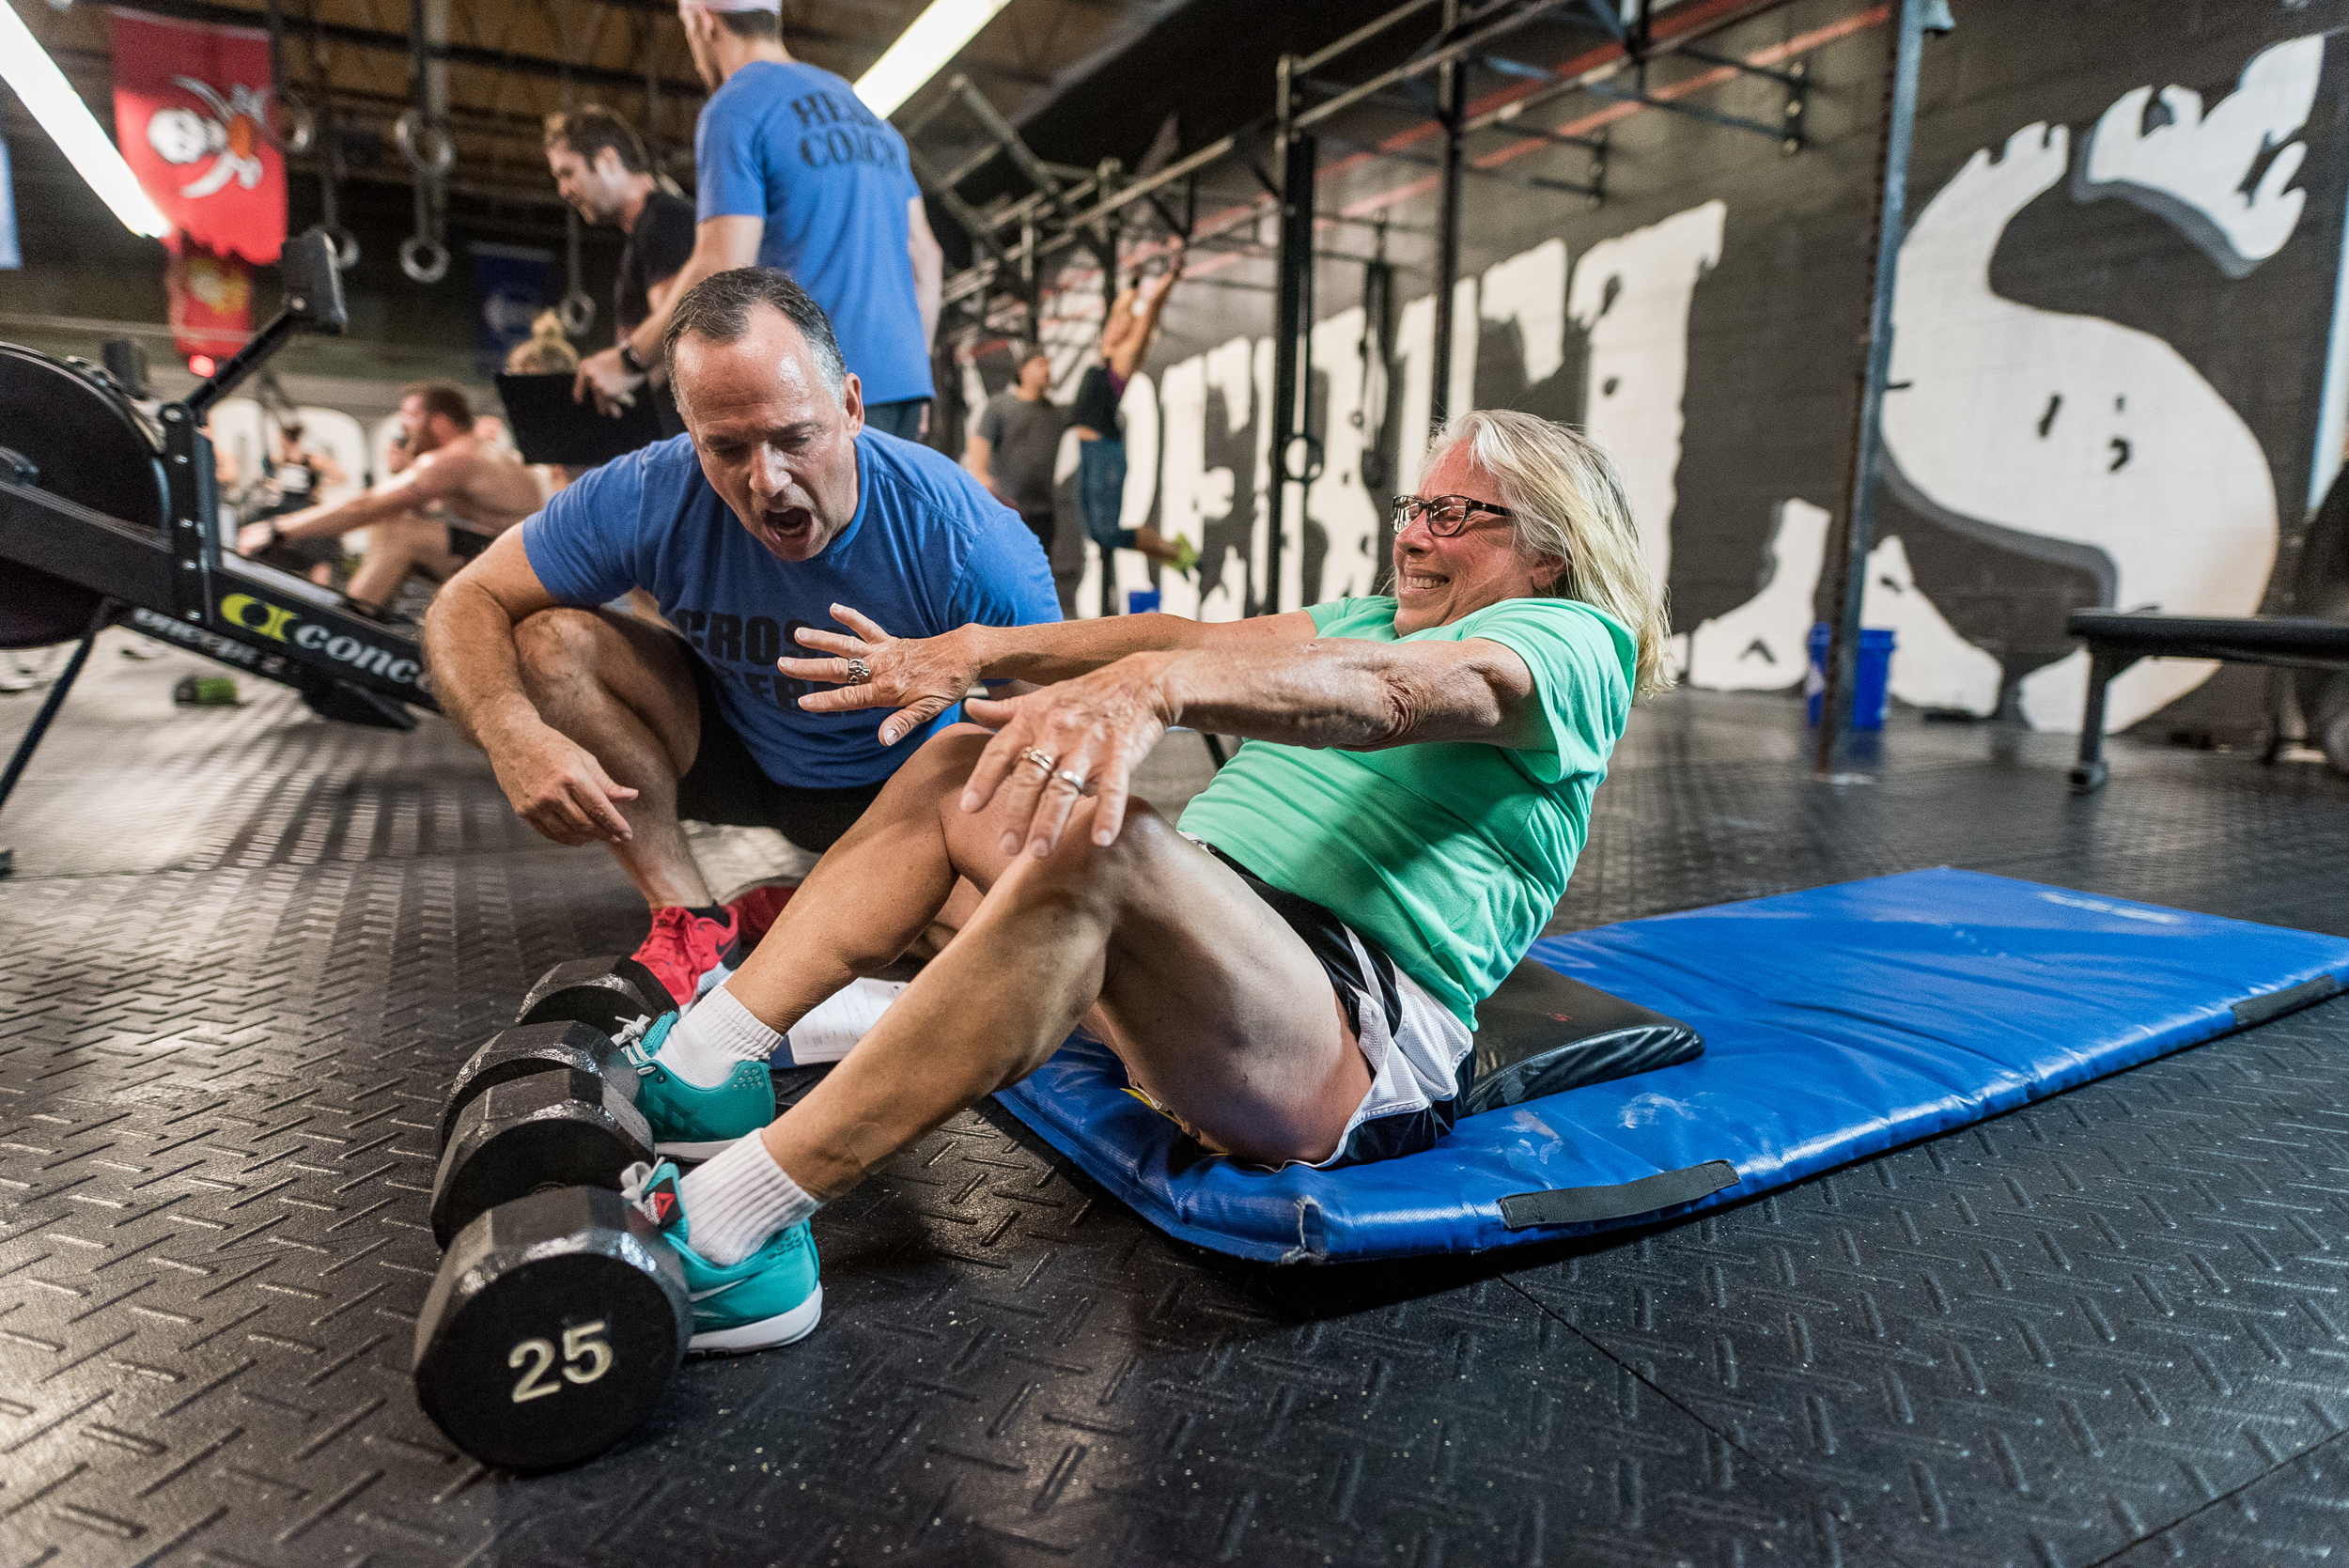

{"left": 994, "top": 868, "right": 2349, "bottom": 1264}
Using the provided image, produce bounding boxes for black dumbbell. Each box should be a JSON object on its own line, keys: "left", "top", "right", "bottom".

{"left": 438, "top": 1020, "right": 639, "bottom": 1151}
{"left": 412, "top": 1185, "right": 691, "bottom": 1470}
{"left": 430, "top": 1070, "right": 656, "bottom": 1246}
{"left": 517, "top": 955, "right": 679, "bottom": 1034}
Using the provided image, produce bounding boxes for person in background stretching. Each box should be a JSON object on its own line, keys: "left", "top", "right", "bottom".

{"left": 1071, "top": 245, "right": 1192, "bottom": 613}
{"left": 573, "top": 0, "right": 944, "bottom": 443}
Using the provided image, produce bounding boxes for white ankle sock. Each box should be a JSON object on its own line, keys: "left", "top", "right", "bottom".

{"left": 659, "top": 985, "right": 782, "bottom": 1089}
{"left": 678, "top": 1134, "right": 819, "bottom": 1265}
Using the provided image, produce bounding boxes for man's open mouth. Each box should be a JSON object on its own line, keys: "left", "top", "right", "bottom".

{"left": 762, "top": 506, "right": 816, "bottom": 543}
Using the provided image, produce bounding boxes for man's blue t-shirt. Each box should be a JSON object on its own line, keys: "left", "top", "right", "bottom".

{"left": 697, "top": 60, "right": 934, "bottom": 406}
{"left": 522, "top": 430, "right": 1058, "bottom": 789}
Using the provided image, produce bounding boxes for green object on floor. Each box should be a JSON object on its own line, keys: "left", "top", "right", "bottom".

{"left": 172, "top": 675, "right": 239, "bottom": 706}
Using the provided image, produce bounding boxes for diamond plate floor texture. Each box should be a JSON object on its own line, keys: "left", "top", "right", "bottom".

{"left": 4, "top": 634, "right": 2348, "bottom": 1567}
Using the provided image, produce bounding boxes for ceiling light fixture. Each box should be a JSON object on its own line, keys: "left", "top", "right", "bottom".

{"left": 0, "top": 2, "right": 170, "bottom": 238}
{"left": 854, "top": 0, "right": 1014, "bottom": 118}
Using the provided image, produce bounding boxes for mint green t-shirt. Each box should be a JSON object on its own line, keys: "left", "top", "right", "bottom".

{"left": 1176, "top": 596, "right": 1635, "bottom": 1028}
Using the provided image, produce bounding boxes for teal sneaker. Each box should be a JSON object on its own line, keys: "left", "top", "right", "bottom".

{"left": 623, "top": 1160, "right": 822, "bottom": 1354}
{"left": 618, "top": 1010, "right": 776, "bottom": 1160}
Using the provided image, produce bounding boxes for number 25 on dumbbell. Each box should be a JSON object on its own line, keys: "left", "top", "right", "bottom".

{"left": 507, "top": 1319, "right": 613, "bottom": 1403}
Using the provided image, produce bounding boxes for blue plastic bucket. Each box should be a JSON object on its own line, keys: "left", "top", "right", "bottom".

{"left": 1127, "top": 588, "right": 1161, "bottom": 615}
{"left": 1806, "top": 624, "right": 1895, "bottom": 729}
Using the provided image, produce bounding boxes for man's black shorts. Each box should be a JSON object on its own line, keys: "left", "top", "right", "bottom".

{"left": 676, "top": 639, "right": 885, "bottom": 854}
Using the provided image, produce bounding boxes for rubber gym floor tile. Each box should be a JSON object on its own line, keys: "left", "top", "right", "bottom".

{"left": 2106, "top": 1426, "right": 2349, "bottom": 1566}
{"left": 7, "top": 636, "right": 2349, "bottom": 1566}
{"left": 1510, "top": 998, "right": 2349, "bottom": 1568}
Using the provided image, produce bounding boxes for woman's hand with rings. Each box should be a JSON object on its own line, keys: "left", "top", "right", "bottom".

{"left": 960, "top": 654, "right": 1177, "bottom": 859}
{"left": 778, "top": 605, "right": 983, "bottom": 746}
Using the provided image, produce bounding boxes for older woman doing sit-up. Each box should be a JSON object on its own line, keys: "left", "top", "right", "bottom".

{"left": 607, "top": 409, "right": 1670, "bottom": 1355}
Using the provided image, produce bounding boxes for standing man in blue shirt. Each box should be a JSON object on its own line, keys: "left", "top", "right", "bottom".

{"left": 574, "top": 0, "right": 943, "bottom": 442}
{"left": 429, "top": 270, "right": 1057, "bottom": 1007}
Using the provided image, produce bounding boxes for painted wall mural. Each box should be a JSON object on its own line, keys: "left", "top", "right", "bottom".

{"left": 964, "top": 1, "right": 2347, "bottom": 738}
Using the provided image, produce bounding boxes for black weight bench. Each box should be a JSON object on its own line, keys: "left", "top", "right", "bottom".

{"left": 2066, "top": 611, "right": 2349, "bottom": 793}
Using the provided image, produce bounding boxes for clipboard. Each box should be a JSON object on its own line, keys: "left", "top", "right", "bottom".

{"left": 495, "top": 372, "right": 669, "bottom": 468}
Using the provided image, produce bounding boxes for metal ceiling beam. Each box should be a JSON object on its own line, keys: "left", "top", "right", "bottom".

{"left": 1460, "top": 0, "right": 1797, "bottom": 134}
{"left": 1291, "top": 0, "right": 1579, "bottom": 134}
{"left": 101, "top": 0, "right": 708, "bottom": 98}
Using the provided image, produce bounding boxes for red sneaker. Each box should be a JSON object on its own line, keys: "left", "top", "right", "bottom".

{"left": 631, "top": 905, "right": 742, "bottom": 1006}
{"left": 728, "top": 883, "right": 797, "bottom": 954}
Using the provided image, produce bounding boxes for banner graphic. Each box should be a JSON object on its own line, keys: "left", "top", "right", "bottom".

{"left": 108, "top": 8, "right": 286, "bottom": 263}
{"left": 168, "top": 247, "right": 254, "bottom": 360}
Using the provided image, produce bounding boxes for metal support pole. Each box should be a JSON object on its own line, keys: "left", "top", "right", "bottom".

{"left": 1812, "top": 0, "right": 1930, "bottom": 780}
{"left": 1265, "top": 54, "right": 1316, "bottom": 618}
{"left": 0, "top": 598, "right": 117, "bottom": 861}
{"left": 643, "top": 10, "right": 662, "bottom": 178}
{"left": 2069, "top": 650, "right": 2120, "bottom": 794}
{"left": 1427, "top": 0, "right": 1466, "bottom": 429}
{"left": 421, "top": 0, "right": 449, "bottom": 153}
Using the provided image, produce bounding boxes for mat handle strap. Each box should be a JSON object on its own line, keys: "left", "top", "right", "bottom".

{"left": 2232, "top": 973, "right": 2341, "bottom": 1029}
{"left": 1499, "top": 1160, "right": 1741, "bottom": 1231}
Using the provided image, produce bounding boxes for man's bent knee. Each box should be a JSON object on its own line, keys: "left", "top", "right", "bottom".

{"left": 512, "top": 606, "right": 614, "bottom": 682}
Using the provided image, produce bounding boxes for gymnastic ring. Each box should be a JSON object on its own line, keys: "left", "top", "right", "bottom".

{"left": 274, "top": 92, "right": 317, "bottom": 156}
{"left": 398, "top": 234, "right": 450, "bottom": 285}
{"left": 1019, "top": 747, "right": 1056, "bottom": 777}
{"left": 322, "top": 225, "right": 361, "bottom": 270}
{"left": 557, "top": 288, "right": 598, "bottom": 337}
{"left": 395, "top": 110, "right": 457, "bottom": 177}
{"left": 1282, "top": 433, "right": 1325, "bottom": 486}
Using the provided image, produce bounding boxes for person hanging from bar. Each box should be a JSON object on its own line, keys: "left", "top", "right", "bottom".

{"left": 1070, "top": 242, "right": 1195, "bottom": 614}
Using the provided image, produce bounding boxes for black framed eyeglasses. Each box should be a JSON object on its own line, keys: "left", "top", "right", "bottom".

{"left": 1391, "top": 493, "right": 1515, "bottom": 536}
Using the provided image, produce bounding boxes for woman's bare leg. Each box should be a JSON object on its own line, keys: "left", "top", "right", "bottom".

{"left": 721, "top": 728, "right": 1371, "bottom": 1197}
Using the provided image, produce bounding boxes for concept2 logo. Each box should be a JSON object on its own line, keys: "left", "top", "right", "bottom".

{"left": 217, "top": 592, "right": 423, "bottom": 687}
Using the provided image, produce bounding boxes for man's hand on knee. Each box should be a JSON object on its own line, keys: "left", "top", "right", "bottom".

{"left": 489, "top": 722, "right": 641, "bottom": 846}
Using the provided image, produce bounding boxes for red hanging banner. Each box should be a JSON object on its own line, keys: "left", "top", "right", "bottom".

{"left": 167, "top": 248, "right": 256, "bottom": 360}
{"left": 108, "top": 9, "right": 286, "bottom": 264}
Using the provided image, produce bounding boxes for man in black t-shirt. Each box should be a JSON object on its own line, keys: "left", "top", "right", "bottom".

{"left": 544, "top": 105, "right": 697, "bottom": 434}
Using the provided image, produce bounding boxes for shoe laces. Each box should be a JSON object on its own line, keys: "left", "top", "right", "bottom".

{"left": 636, "top": 903, "right": 702, "bottom": 963}
{"left": 619, "top": 1161, "right": 655, "bottom": 1204}
{"left": 615, "top": 1014, "right": 661, "bottom": 1077}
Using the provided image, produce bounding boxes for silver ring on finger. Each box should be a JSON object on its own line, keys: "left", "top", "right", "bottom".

{"left": 1054, "top": 768, "right": 1088, "bottom": 792}
{"left": 1020, "top": 747, "right": 1057, "bottom": 776}
{"left": 846, "top": 658, "right": 871, "bottom": 685}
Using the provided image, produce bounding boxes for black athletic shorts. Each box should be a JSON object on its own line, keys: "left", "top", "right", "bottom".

{"left": 448, "top": 525, "right": 492, "bottom": 562}
{"left": 675, "top": 637, "right": 885, "bottom": 853}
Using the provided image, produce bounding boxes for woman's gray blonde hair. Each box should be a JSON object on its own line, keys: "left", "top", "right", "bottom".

{"left": 1427, "top": 409, "right": 1672, "bottom": 697}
